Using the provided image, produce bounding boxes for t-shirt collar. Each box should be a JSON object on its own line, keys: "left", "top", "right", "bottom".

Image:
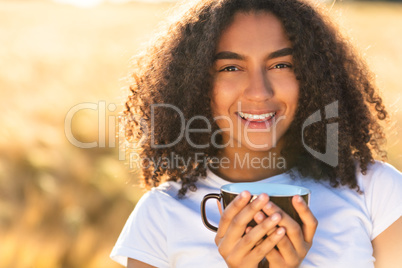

{"left": 204, "top": 168, "right": 294, "bottom": 188}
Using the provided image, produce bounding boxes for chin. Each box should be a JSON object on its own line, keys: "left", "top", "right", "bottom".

{"left": 241, "top": 134, "right": 285, "bottom": 152}
{"left": 243, "top": 141, "right": 277, "bottom": 152}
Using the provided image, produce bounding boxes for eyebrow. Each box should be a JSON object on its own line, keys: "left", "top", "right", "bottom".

{"left": 214, "top": 47, "right": 293, "bottom": 61}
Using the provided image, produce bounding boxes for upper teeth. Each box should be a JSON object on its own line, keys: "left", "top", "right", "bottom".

{"left": 238, "top": 112, "right": 276, "bottom": 120}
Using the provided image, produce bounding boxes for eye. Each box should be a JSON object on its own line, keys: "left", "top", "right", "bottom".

{"left": 272, "top": 63, "right": 292, "bottom": 69}
{"left": 219, "top": 66, "right": 240, "bottom": 72}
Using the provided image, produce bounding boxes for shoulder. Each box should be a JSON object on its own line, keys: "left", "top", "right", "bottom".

{"left": 118, "top": 181, "right": 183, "bottom": 243}
{"left": 356, "top": 160, "right": 402, "bottom": 192}
{"left": 136, "top": 180, "right": 183, "bottom": 208}
{"left": 134, "top": 176, "right": 211, "bottom": 209}
{"left": 356, "top": 161, "right": 402, "bottom": 239}
{"left": 110, "top": 183, "right": 181, "bottom": 268}
{"left": 362, "top": 160, "right": 401, "bottom": 177}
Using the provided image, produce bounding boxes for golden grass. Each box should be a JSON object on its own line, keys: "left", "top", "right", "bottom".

{"left": 328, "top": 1, "right": 402, "bottom": 168}
{"left": 0, "top": 1, "right": 401, "bottom": 267}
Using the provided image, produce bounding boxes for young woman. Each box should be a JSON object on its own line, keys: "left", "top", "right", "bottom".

{"left": 111, "top": 0, "right": 402, "bottom": 267}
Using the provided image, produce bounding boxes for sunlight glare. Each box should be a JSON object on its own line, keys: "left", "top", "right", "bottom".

{"left": 54, "top": 0, "right": 104, "bottom": 8}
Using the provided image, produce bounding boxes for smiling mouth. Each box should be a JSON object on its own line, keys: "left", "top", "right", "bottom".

{"left": 237, "top": 111, "right": 277, "bottom": 122}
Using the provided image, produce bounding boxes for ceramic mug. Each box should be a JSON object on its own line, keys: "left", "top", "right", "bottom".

{"left": 201, "top": 183, "right": 310, "bottom": 232}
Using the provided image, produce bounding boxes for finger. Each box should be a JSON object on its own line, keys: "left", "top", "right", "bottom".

{"left": 245, "top": 226, "right": 253, "bottom": 234}
{"left": 254, "top": 211, "right": 278, "bottom": 237}
{"left": 215, "top": 191, "right": 251, "bottom": 243}
{"left": 245, "top": 210, "right": 269, "bottom": 234}
{"left": 222, "top": 194, "right": 270, "bottom": 245}
{"left": 231, "top": 214, "right": 282, "bottom": 260}
{"left": 242, "top": 212, "right": 266, "bottom": 236}
{"left": 262, "top": 201, "right": 305, "bottom": 253}
{"left": 254, "top": 211, "right": 266, "bottom": 224}
{"left": 275, "top": 234, "right": 301, "bottom": 266}
{"left": 217, "top": 200, "right": 223, "bottom": 215}
{"left": 250, "top": 227, "right": 286, "bottom": 260}
{"left": 216, "top": 193, "right": 270, "bottom": 260}
{"left": 265, "top": 242, "right": 284, "bottom": 265}
{"left": 292, "top": 195, "right": 318, "bottom": 244}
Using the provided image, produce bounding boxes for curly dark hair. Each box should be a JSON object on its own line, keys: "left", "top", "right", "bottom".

{"left": 123, "top": 0, "right": 387, "bottom": 197}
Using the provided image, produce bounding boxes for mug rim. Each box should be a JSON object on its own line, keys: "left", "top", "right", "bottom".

{"left": 221, "top": 182, "right": 310, "bottom": 197}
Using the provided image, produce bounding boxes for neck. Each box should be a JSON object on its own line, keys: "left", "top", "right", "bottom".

{"left": 208, "top": 140, "right": 292, "bottom": 182}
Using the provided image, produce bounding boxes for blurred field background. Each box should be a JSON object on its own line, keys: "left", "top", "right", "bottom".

{"left": 0, "top": 0, "right": 401, "bottom": 267}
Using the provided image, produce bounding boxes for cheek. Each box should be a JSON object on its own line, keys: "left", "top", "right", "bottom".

{"left": 273, "top": 77, "right": 299, "bottom": 106}
{"left": 211, "top": 83, "right": 239, "bottom": 115}
{"left": 290, "top": 86, "right": 299, "bottom": 109}
{"left": 210, "top": 93, "right": 223, "bottom": 117}
{"left": 287, "top": 90, "right": 299, "bottom": 124}
{"left": 288, "top": 86, "right": 299, "bottom": 107}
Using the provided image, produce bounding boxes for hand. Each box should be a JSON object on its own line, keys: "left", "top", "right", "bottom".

{"left": 214, "top": 191, "right": 286, "bottom": 268}
{"left": 255, "top": 195, "right": 318, "bottom": 268}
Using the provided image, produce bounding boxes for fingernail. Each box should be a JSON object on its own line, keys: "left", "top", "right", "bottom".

{"left": 276, "top": 228, "right": 285, "bottom": 235}
{"left": 271, "top": 213, "right": 280, "bottom": 222}
{"left": 297, "top": 195, "right": 304, "bottom": 203}
{"left": 256, "top": 212, "right": 264, "bottom": 222}
{"left": 265, "top": 202, "right": 272, "bottom": 210}
{"left": 240, "top": 191, "right": 248, "bottom": 199}
{"left": 257, "top": 194, "right": 267, "bottom": 202}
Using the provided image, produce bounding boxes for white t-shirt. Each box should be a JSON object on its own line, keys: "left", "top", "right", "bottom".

{"left": 110, "top": 161, "right": 402, "bottom": 267}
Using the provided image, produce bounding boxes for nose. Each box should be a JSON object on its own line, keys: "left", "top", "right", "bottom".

{"left": 243, "top": 68, "right": 273, "bottom": 101}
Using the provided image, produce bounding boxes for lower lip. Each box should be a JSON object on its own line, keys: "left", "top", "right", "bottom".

{"left": 237, "top": 114, "right": 276, "bottom": 129}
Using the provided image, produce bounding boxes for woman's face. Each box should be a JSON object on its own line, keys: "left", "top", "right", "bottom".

{"left": 211, "top": 11, "right": 299, "bottom": 153}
